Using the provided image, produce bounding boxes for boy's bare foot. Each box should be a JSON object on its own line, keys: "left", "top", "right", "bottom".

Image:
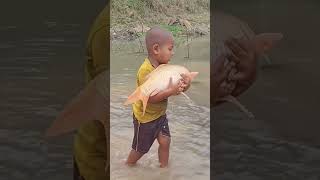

{"left": 160, "top": 163, "right": 169, "bottom": 168}
{"left": 125, "top": 162, "right": 137, "bottom": 167}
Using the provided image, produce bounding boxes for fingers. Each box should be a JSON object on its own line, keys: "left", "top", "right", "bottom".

{"left": 229, "top": 72, "right": 246, "bottom": 81}
{"left": 226, "top": 82, "right": 236, "bottom": 92}
{"left": 180, "top": 80, "right": 188, "bottom": 89}
{"left": 213, "top": 54, "right": 227, "bottom": 72}
{"left": 225, "top": 38, "right": 247, "bottom": 56}
{"left": 178, "top": 86, "right": 184, "bottom": 93}
{"left": 174, "top": 82, "right": 184, "bottom": 95}
{"left": 176, "top": 79, "right": 183, "bottom": 89}
{"left": 217, "top": 80, "right": 237, "bottom": 98}
{"left": 180, "top": 73, "right": 187, "bottom": 79}
{"left": 227, "top": 68, "right": 237, "bottom": 81}
{"left": 226, "top": 52, "right": 241, "bottom": 64}
{"left": 212, "top": 61, "right": 233, "bottom": 86}
{"left": 222, "top": 62, "right": 233, "bottom": 79}
{"left": 180, "top": 73, "right": 190, "bottom": 84}
{"left": 181, "top": 83, "right": 188, "bottom": 88}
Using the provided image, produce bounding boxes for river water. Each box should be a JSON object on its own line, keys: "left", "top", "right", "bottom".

{"left": 110, "top": 36, "right": 210, "bottom": 180}
{"left": 0, "top": 2, "right": 105, "bottom": 179}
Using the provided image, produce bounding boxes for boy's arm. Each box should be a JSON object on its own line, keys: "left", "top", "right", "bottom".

{"left": 181, "top": 74, "right": 191, "bottom": 92}
{"left": 148, "top": 88, "right": 175, "bottom": 103}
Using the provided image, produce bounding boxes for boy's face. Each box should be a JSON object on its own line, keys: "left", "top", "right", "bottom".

{"left": 156, "top": 37, "right": 174, "bottom": 64}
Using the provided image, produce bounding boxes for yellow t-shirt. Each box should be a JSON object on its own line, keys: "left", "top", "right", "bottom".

{"left": 73, "top": 4, "right": 109, "bottom": 180}
{"left": 133, "top": 58, "right": 167, "bottom": 123}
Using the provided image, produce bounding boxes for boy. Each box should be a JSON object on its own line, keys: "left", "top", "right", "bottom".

{"left": 125, "top": 27, "right": 191, "bottom": 168}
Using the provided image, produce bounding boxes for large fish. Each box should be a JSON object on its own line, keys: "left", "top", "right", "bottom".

{"left": 45, "top": 70, "right": 109, "bottom": 137}
{"left": 212, "top": 10, "right": 283, "bottom": 118}
{"left": 212, "top": 11, "right": 280, "bottom": 65}
{"left": 124, "top": 64, "right": 199, "bottom": 116}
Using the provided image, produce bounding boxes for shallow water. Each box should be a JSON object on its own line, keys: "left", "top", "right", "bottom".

{"left": 110, "top": 36, "right": 210, "bottom": 179}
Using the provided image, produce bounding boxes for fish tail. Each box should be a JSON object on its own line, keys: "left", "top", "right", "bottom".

{"left": 141, "top": 95, "right": 149, "bottom": 117}
{"left": 124, "top": 87, "right": 142, "bottom": 105}
{"left": 124, "top": 87, "right": 149, "bottom": 116}
{"left": 189, "top": 72, "right": 199, "bottom": 81}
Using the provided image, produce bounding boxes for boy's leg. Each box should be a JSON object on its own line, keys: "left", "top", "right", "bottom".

{"left": 157, "top": 115, "right": 171, "bottom": 168}
{"left": 157, "top": 132, "right": 171, "bottom": 168}
{"left": 126, "top": 149, "right": 144, "bottom": 166}
{"left": 126, "top": 115, "right": 156, "bottom": 166}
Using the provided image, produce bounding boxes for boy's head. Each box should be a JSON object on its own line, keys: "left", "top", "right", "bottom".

{"left": 146, "top": 27, "right": 174, "bottom": 64}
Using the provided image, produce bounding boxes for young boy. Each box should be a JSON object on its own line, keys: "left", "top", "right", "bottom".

{"left": 125, "top": 27, "right": 191, "bottom": 168}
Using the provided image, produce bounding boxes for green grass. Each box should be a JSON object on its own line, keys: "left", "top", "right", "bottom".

{"left": 133, "top": 24, "right": 184, "bottom": 38}
{"left": 136, "top": 32, "right": 144, "bottom": 37}
{"left": 160, "top": 25, "right": 184, "bottom": 37}
{"left": 111, "top": 0, "right": 209, "bottom": 26}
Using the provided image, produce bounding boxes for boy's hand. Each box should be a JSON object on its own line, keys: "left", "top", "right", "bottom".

{"left": 180, "top": 74, "right": 191, "bottom": 92}
{"left": 225, "top": 38, "right": 257, "bottom": 97}
{"left": 168, "top": 77, "right": 184, "bottom": 95}
{"left": 211, "top": 54, "right": 233, "bottom": 106}
{"left": 149, "top": 77, "right": 183, "bottom": 103}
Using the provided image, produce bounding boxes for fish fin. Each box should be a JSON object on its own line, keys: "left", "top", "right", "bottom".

{"left": 219, "top": 95, "right": 255, "bottom": 119}
{"left": 189, "top": 72, "right": 199, "bottom": 81}
{"left": 45, "top": 76, "right": 108, "bottom": 137}
{"left": 253, "top": 33, "right": 283, "bottom": 56}
{"left": 124, "top": 87, "right": 149, "bottom": 116}
{"left": 141, "top": 94, "right": 149, "bottom": 116}
{"left": 124, "top": 87, "right": 142, "bottom": 105}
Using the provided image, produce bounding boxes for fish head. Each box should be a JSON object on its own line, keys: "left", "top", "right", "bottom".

{"left": 188, "top": 72, "right": 199, "bottom": 81}
{"left": 253, "top": 33, "right": 283, "bottom": 56}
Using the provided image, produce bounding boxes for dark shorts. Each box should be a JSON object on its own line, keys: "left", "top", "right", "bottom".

{"left": 132, "top": 114, "right": 171, "bottom": 154}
